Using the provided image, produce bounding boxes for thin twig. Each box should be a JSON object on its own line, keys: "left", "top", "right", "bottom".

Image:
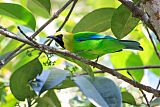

{"left": 56, "top": 0, "right": 78, "bottom": 32}
{"left": 1, "top": 28, "right": 160, "bottom": 97}
{"left": 113, "top": 65, "right": 160, "bottom": 71}
{"left": 145, "top": 26, "right": 160, "bottom": 59}
{"left": 150, "top": 79, "right": 160, "bottom": 102}
{"left": 17, "top": 26, "right": 32, "bottom": 40}
{"left": 127, "top": 71, "right": 150, "bottom": 107}
{"left": 17, "top": 26, "right": 38, "bottom": 45}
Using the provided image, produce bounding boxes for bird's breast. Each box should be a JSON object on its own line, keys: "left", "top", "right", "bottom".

{"left": 63, "top": 35, "right": 74, "bottom": 51}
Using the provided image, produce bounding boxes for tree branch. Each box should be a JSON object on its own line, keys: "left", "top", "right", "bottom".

{"left": 0, "top": 27, "right": 160, "bottom": 97}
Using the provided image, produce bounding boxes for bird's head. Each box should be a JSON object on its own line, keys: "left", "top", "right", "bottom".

{"left": 47, "top": 31, "right": 72, "bottom": 48}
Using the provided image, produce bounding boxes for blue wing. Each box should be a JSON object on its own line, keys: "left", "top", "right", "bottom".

{"left": 74, "top": 32, "right": 116, "bottom": 42}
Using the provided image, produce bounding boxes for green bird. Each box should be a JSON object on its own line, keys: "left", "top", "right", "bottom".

{"left": 48, "top": 31, "right": 143, "bottom": 60}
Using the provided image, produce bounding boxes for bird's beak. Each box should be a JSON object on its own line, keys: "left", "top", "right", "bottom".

{"left": 47, "top": 35, "right": 55, "bottom": 39}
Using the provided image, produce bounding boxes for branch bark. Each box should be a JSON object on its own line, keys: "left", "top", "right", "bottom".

{"left": 142, "top": 0, "right": 160, "bottom": 40}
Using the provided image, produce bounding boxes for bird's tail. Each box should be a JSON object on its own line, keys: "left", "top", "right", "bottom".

{"left": 120, "top": 40, "right": 143, "bottom": 51}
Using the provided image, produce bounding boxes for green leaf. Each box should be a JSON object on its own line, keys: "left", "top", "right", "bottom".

{"left": 31, "top": 68, "right": 69, "bottom": 95}
{"left": 56, "top": 53, "right": 94, "bottom": 78}
{"left": 138, "top": 37, "right": 160, "bottom": 76}
{"left": 111, "top": 5, "right": 139, "bottom": 39}
{"left": 131, "top": 27, "right": 160, "bottom": 76}
{"left": 0, "top": 52, "right": 15, "bottom": 69}
{"left": 36, "top": 90, "right": 61, "bottom": 107}
{"left": 110, "top": 51, "right": 144, "bottom": 82}
{"left": 72, "top": 8, "right": 115, "bottom": 33}
{"left": 0, "top": 3, "right": 36, "bottom": 30}
{"left": 110, "top": 51, "right": 132, "bottom": 77}
{"left": 0, "top": 36, "right": 5, "bottom": 43}
{"left": 10, "top": 58, "right": 42, "bottom": 101}
{"left": 122, "top": 91, "right": 136, "bottom": 105}
{"left": 0, "top": 82, "right": 6, "bottom": 103}
{"left": 27, "top": 0, "right": 51, "bottom": 18}
{"left": 12, "top": 49, "right": 40, "bottom": 71}
{"left": 148, "top": 53, "right": 160, "bottom": 76}
{"left": 126, "top": 53, "right": 144, "bottom": 82}
{"left": 1, "top": 40, "right": 21, "bottom": 55}
{"left": 0, "top": 93, "right": 17, "bottom": 107}
{"left": 74, "top": 76, "right": 122, "bottom": 107}
{"left": 0, "top": 52, "right": 12, "bottom": 61}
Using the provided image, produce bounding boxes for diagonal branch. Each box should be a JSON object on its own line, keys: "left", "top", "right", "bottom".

{"left": 0, "top": 27, "right": 160, "bottom": 97}
{"left": 56, "top": 0, "right": 78, "bottom": 32}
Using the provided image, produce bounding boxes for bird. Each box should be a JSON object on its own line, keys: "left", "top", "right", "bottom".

{"left": 48, "top": 31, "right": 143, "bottom": 60}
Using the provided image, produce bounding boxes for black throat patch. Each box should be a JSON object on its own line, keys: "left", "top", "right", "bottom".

{"left": 54, "top": 34, "right": 65, "bottom": 48}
